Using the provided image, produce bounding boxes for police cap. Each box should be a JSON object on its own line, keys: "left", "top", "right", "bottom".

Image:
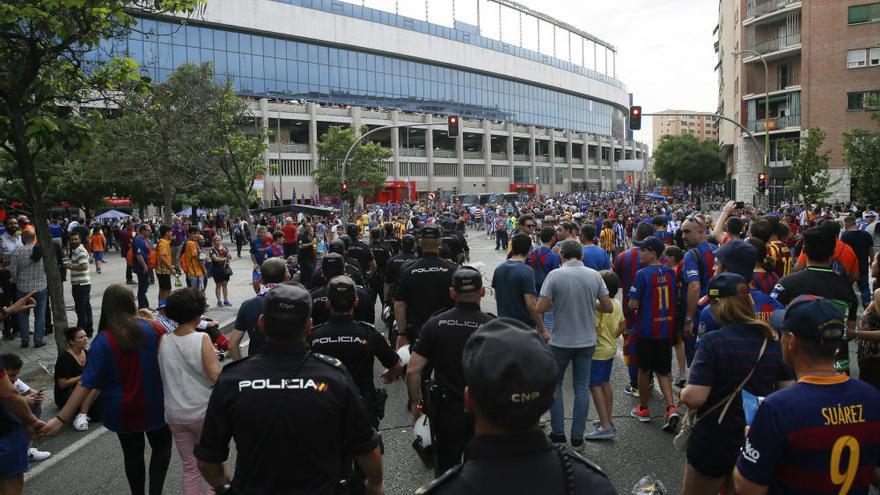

{"left": 420, "top": 224, "right": 442, "bottom": 240}
{"left": 327, "top": 275, "right": 357, "bottom": 306}
{"left": 328, "top": 239, "right": 346, "bottom": 254}
{"left": 452, "top": 266, "right": 482, "bottom": 294}
{"left": 463, "top": 318, "right": 557, "bottom": 427}
{"left": 264, "top": 283, "right": 312, "bottom": 330}
{"left": 346, "top": 223, "right": 359, "bottom": 238}
{"left": 322, "top": 252, "right": 346, "bottom": 278}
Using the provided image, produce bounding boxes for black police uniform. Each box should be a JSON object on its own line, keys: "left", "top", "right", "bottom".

{"left": 195, "top": 345, "right": 379, "bottom": 494}
{"left": 414, "top": 302, "right": 495, "bottom": 474}
{"left": 394, "top": 252, "right": 457, "bottom": 342}
{"left": 385, "top": 234, "right": 401, "bottom": 257}
{"left": 347, "top": 238, "right": 375, "bottom": 276}
{"left": 311, "top": 261, "right": 365, "bottom": 287}
{"left": 309, "top": 314, "right": 399, "bottom": 427}
{"left": 416, "top": 431, "right": 615, "bottom": 495}
{"left": 384, "top": 251, "right": 417, "bottom": 298}
{"left": 310, "top": 285, "right": 376, "bottom": 326}
{"left": 368, "top": 239, "right": 391, "bottom": 295}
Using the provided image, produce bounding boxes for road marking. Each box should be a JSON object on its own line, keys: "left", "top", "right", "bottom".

{"left": 25, "top": 426, "right": 109, "bottom": 481}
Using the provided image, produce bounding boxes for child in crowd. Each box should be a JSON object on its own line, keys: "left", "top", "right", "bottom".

{"left": 664, "top": 245, "right": 688, "bottom": 386}
{"left": 0, "top": 354, "right": 51, "bottom": 462}
{"left": 586, "top": 271, "right": 625, "bottom": 441}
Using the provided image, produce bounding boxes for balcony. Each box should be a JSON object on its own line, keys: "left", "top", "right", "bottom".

{"left": 490, "top": 152, "right": 508, "bottom": 161}
{"left": 267, "top": 143, "right": 311, "bottom": 154}
{"left": 747, "top": 33, "right": 801, "bottom": 60}
{"left": 462, "top": 151, "right": 483, "bottom": 159}
{"left": 749, "top": 114, "right": 801, "bottom": 133}
{"left": 399, "top": 148, "right": 426, "bottom": 157}
{"left": 746, "top": 0, "right": 801, "bottom": 25}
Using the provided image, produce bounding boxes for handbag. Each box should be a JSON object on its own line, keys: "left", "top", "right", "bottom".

{"left": 222, "top": 262, "right": 233, "bottom": 278}
{"left": 673, "top": 337, "right": 768, "bottom": 452}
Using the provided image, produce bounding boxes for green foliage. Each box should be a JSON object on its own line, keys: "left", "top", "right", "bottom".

{"left": 844, "top": 106, "right": 880, "bottom": 206}
{"left": 314, "top": 126, "right": 391, "bottom": 200}
{"left": 778, "top": 128, "right": 839, "bottom": 205}
{"left": 651, "top": 134, "right": 725, "bottom": 186}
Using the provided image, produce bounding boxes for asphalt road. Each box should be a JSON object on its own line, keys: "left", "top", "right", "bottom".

{"left": 24, "top": 228, "right": 688, "bottom": 494}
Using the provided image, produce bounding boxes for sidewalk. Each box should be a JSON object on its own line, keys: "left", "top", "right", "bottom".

{"left": 1, "top": 249, "right": 259, "bottom": 378}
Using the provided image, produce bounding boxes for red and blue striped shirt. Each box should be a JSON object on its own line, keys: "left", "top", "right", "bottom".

{"left": 614, "top": 247, "right": 645, "bottom": 328}
{"left": 630, "top": 264, "right": 678, "bottom": 340}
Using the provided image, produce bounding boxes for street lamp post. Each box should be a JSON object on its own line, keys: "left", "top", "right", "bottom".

{"left": 732, "top": 49, "right": 770, "bottom": 203}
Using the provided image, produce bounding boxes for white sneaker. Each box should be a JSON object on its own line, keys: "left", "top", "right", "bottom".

{"left": 28, "top": 447, "right": 51, "bottom": 461}
{"left": 73, "top": 413, "right": 90, "bottom": 431}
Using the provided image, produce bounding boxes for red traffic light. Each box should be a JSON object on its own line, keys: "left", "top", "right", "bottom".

{"left": 632, "top": 108, "right": 640, "bottom": 116}
{"left": 342, "top": 182, "right": 349, "bottom": 191}
{"left": 758, "top": 173, "right": 767, "bottom": 180}
{"left": 447, "top": 115, "right": 460, "bottom": 137}
{"left": 449, "top": 116, "right": 457, "bottom": 124}
{"left": 629, "top": 106, "right": 642, "bottom": 130}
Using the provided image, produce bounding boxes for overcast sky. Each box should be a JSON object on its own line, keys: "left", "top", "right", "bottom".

{"left": 516, "top": 0, "right": 719, "bottom": 147}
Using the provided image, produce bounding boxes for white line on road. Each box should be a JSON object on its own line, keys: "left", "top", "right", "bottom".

{"left": 25, "top": 426, "right": 110, "bottom": 481}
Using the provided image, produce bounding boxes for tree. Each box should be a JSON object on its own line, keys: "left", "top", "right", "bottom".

{"left": 651, "top": 134, "right": 725, "bottom": 186}
{"left": 314, "top": 126, "right": 391, "bottom": 202}
{"left": 0, "top": 0, "right": 200, "bottom": 347}
{"left": 843, "top": 101, "right": 880, "bottom": 206}
{"left": 778, "top": 128, "right": 839, "bottom": 205}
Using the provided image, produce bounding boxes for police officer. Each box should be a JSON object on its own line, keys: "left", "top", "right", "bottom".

{"left": 415, "top": 318, "right": 615, "bottom": 494}
{"left": 383, "top": 223, "right": 401, "bottom": 256}
{"left": 439, "top": 218, "right": 463, "bottom": 263}
{"left": 394, "top": 224, "right": 458, "bottom": 349}
{"left": 311, "top": 253, "right": 375, "bottom": 326}
{"left": 406, "top": 266, "right": 495, "bottom": 475}
{"left": 194, "top": 284, "right": 384, "bottom": 495}
{"left": 368, "top": 228, "right": 391, "bottom": 298}
{"left": 311, "top": 239, "right": 364, "bottom": 287}
{"left": 346, "top": 224, "right": 377, "bottom": 281}
{"left": 384, "top": 234, "right": 418, "bottom": 304}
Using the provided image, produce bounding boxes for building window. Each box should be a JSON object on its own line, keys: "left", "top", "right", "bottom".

{"left": 849, "top": 49, "right": 868, "bottom": 68}
{"left": 849, "top": 3, "right": 880, "bottom": 24}
{"left": 871, "top": 47, "right": 880, "bottom": 66}
{"left": 848, "top": 91, "right": 880, "bottom": 110}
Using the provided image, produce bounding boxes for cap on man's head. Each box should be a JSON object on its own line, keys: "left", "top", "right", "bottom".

{"left": 263, "top": 283, "right": 312, "bottom": 330}
{"left": 864, "top": 211, "right": 878, "bottom": 219}
{"left": 769, "top": 295, "right": 845, "bottom": 342}
{"left": 327, "top": 276, "right": 357, "bottom": 307}
{"left": 635, "top": 236, "right": 665, "bottom": 257}
{"left": 699, "top": 272, "right": 750, "bottom": 305}
{"left": 713, "top": 239, "right": 757, "bottom": 281}
{"left": 328, "top": 239, "right": 346, "bottom": 255}
{"left": 452, "top": 267, "right": 482, "bottom": 294}
{"left": 322, "top": 252, "right": 346, "bottom": 278}
{"left": 463, "top": 318, "right": 557, "bottom": 427}
{"left": 420, "top": 224, "right": 442, "bottom": 240}
{"left": 345, "top": 223, "right": 359, "bottom": 238}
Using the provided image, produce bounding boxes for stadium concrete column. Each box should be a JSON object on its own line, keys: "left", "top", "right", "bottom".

{"left": 566, "top": 131, "right": 574, "bottom": 193}
{"left": 549, "top": 131, "right": 556, "bottom": 195}
{"left": 506, "top": 123, "right": 515, "bottom": 186}
{"left": 260, "top": 98, "right": 271, "bottom": 201}
{"left": 529, "top": 126, "right": 537, "bottom": 193}
{"left": 308, "top": 102, "right": 319, "bottom": 194}
{"left": 581, "top": 132, "right": 590, "bottom": 191}
{"left": 425, "top": 113, "right": 434, "bottom": 192}
{"left": 456, "top": 120, "right": 464, "bottom": 193}
{"left": 351, "top": 106, "right": 362, "bottom": 138}
{"left": 482, "top": 120, "right": 491, "bottom": 190}
{"left": 391, "top": 109, "right": 400, "bottom": 180}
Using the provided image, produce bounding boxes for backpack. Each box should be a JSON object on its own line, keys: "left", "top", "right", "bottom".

{"left": 147, "top": 249, "right": 158, "bottom": 270}
{"left": 528, "top": 248, "right": 550, "bottom": 289}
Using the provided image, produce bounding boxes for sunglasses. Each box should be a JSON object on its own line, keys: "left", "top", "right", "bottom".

{"left": 685, "top": 215, "right": 705, "bottom": 228}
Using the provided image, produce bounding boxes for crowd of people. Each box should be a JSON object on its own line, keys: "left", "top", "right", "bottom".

{"left": 1, "top": 187, "right": 880, "bottom": 494}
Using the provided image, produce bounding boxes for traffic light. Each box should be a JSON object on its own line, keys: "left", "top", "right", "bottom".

{"left": 757, "top": 173, "right": 768, "bottom": 193}
{"left": 629, "top": 106, "right": 642, "bottom": 130}
{"left": 341, "top": 181, "right": 349, "bottom": 199}
{"left": 447, "top": 115, "right": 460, "bottom": 137}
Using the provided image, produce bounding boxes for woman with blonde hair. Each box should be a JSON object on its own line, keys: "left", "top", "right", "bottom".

{"left": 679, "top": 272, "right": 794, "bottom": 495}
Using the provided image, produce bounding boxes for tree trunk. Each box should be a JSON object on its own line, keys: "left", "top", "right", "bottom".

{"left": 162, "top": 181, "right": 173, "bottom": 226}
{"left": 239, "top": 199, "right": 254, "bottom": 239}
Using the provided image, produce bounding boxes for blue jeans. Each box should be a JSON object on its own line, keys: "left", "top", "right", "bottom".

{"left": 136, "top": 271, "right": 150, "bottom": 309}
{"left": 549, "top": 345, "right": 595, "bottom": 442}
{"left": 495, "top": 230, "right": 508, "bottom": 250}
{"left": 71, "top": 283, "right": 93, "bottom": 335}
{"left": 858, "top": 272, "right": 872, "bottom": 308}
{"left": 18, "top": 288, "right": 47, "bottom": 346}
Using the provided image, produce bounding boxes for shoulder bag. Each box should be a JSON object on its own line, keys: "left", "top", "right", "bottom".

{"left": 673, "top": 336, "right": 768, "bottom": 452}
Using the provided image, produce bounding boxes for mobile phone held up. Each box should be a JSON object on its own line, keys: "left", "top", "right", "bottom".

{"left": 735, "top": 201, "right": 745, "bottom": 209}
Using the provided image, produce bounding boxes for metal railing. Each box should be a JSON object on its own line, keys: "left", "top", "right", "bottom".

{"left": 433, "top": 150, "right": 456, "bottom": 158}
{"left": 267, "top": 143, "right": 311, "bottom": 153}
{"left": 398, "top": 148, "right": 426, "bottom": 157}
{"left": 749, "top": 114, "right": 801, "bottom": 132}
{"left": 463, "top": 151, "right": 483, "bottom": 159}
{"left": 535, "top": 156, "right": 550, "bottom": 162}
{"left": 490, "top": 152, "right": 508, "bottom": 160}
{"left": 748, "top": 0, "right": 800, "bottom": 19}
{"left": 513, "top": 154, "right": 529, "bottom": 162}
{"left": 750, "top": 32, "right": 801, "bottom": 55}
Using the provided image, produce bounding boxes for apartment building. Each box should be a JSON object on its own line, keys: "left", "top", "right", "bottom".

{"left": 716, "top": 0, "right": 880, "bottom": 204}
{"left": 651, "top": 110, "right": 719, "bottom": 150}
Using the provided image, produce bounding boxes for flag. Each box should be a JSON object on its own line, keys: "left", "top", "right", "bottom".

{"left": 272, "top": 185, "right": 280, "bottom": 205}
{"left": 291, "top": 187, "right": 296, "bottom": 204}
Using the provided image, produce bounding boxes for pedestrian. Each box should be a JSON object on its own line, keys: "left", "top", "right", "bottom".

{"left": 8, "top": 230, "right": 48, "bottom": 348}
{"left": 249, "top": 225, "right": 269, "bottom": 294}
{"left": 297, "top": 222, "right": 317, "bottom": 290}
{"left": 406, "top": 267, "right": 495, "bottom": 474}
{"left": 585, "top": 270, "right": 624, "bottom": 441}
{"left": 227, "top": 258, "right": 289, "bottom": 360}
{"left": 53, "top": 327, "right": 101, "bottom": 429}
{"left": 393, "top": 224, "right": 457, "bottom": 349}
{"left": 415, "top": 318, "right": 615, "bottom": 494}
{"left": 309, "top": 253, "right": 375, "bottom": 327}
{"left": 580, "top": 222, "right": 611, "bottom": 271}
{"left": 280, "top": 216, "right": 299, "bottom": 258}
{"left": 733, "top": 296, "right": 880, "bottom": 495}
{"left": 0, "top": 217, "right": 24, "bottom": 341}
{"left": 155, "top": 225, "right": 175, "bottom": 308}
{"left": 120, "top": 222, "right": 136, "bottom": 284}
{"left": 492, "top": 233, "right": 545, "bottom": 332}
{"left": 680, "top": 273, "right": 793, "bottom": 495}
{"left": 841, "top": 215, "right": 874, "bottom": 308}
{"left": 627, "top": 236, "right": 681, "bottom": 431}
{"left": 131, "top": 224, "right": 154, "bottom": 309}
{"left": 64, "top": 232, "right": 93, "bottom": 337}
{"left": 747, "top": 237, "right": 780, "bottom": 295}
{"left": 494, "top": 212, "right": 508, "bottom": 250}
{"left": 209, "top": 235, "right": 232, "bottom": 307}
{"left": 157, "top": 288, "right": 221, "bottom": 495}
{"left": 194, "top": 284, "right": 384, "bottom": 494}
{"left": 855, "top": 288, "right": 880, "bottom": 389}
{"left": 181, "top": 227, "right": 206, "bottom": 293}
{"left": 536, "top": 239, "right": 614, "bottom": 452}
{"left": 680, "top": 214, "right": 715, "bottom": 365}
{"left": 43, "top": 284, "right": 172, "bottom": 495}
